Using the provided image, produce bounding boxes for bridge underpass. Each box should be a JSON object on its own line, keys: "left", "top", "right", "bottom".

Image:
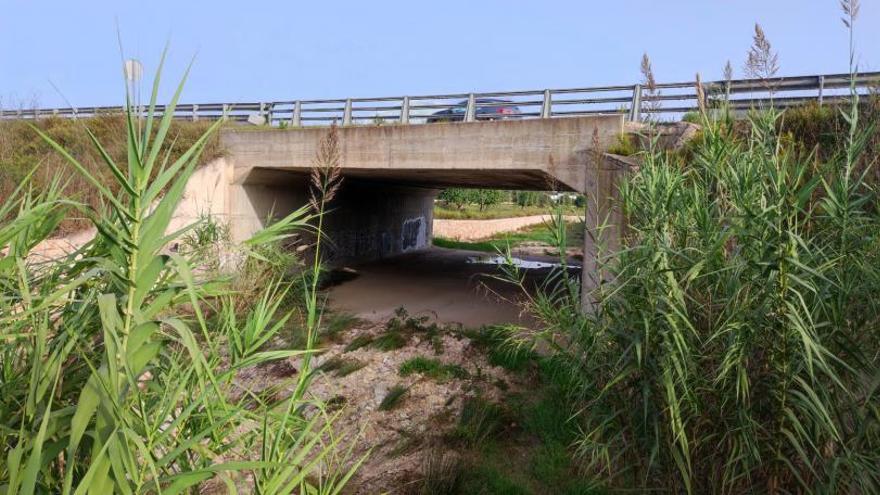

{"left": 218, "top": 114, "right": 626, "bottom": 266}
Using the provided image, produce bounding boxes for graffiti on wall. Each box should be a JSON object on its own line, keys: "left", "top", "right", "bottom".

{"left": 401, "top": 216, "right": 426, "bottom": 252}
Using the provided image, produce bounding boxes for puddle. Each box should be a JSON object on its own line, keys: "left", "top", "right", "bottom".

{"left": 465, "top": 255, "right": 579, "bottom": 270}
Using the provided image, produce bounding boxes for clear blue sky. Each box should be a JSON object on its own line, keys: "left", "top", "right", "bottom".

{"left": 1, "top": 1, "right": 877, "bottom": 108}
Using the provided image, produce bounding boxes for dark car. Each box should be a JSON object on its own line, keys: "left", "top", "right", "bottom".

{"left": 426, "top": 98, "right": 521, "bottom": 123}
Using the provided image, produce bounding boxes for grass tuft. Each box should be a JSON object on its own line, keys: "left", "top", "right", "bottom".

{"left": 379, "top": 385, "right": 409, "bottom": 411}
{"left": 451, "top": 397, "right": 505, "bottom": 447}
{"left": 399, "top": 356, "right": 469, "bottom": 382}
{"left": 318, "top": 356, "right": 367, "bottom": 377}
{"left": 370, "top": 331, "right": 409, "bottom": 351}
{"left": 418, "top": 450, "right": 465, "bottom": 495}
{"left": 463, "top": 325, "right": 535, "bottom": 372}
{"left": 343, "top": 334, "right": 374, "bottom": 353}
{"left": 320, "top": 312, "right": 363, "bottom": 342}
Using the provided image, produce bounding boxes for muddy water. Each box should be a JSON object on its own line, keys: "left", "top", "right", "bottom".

{"left": 327, "top": 247, "right": 579, "bottom": 328}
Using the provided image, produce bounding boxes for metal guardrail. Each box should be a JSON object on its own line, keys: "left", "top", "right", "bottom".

{"left": 1, "top": 72, "right": 878, "bottom": 126}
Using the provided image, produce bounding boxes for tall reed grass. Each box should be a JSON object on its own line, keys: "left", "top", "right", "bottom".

{"left": 0, "top": 52, "right": 359, "bottom": 493}
{"left": 513, "top": 13, "right": 879, "bottom": 494}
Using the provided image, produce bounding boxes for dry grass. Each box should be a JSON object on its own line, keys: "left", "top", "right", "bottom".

{"left": 0, "top": 114, "right": 223, "bottom": 235}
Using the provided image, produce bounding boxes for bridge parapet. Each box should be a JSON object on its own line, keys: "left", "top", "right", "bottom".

{"left": 3, "top": 72, "right": 877, "bottom": 125}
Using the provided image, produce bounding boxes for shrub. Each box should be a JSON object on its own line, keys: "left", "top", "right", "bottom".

{"left": 606, "top": 132, "right": 638, "bottom": 156}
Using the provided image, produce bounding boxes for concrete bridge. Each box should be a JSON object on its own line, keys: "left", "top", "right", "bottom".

{"left": 190, "top": 114, "right": 625, "bottom": 264}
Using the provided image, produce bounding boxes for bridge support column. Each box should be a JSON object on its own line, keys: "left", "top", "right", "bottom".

{"left": 581, "top": 153, "right": 632, "bottom": 312}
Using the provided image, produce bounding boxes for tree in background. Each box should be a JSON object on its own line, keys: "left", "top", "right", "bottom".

{"left": 515, "top": 190, "right": 542, "bottom": 208}
{"left": 438, "top": 188, "right": 470, "bottom": 209}
{"left": 474, "top": 189, "right": 504, "bottom": 210}
{"left": 439, "top": 188, "right": 506, "bottom": 210}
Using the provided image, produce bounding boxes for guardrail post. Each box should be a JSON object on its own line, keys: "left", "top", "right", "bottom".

{"left": 817, "top": 75, "right": 825, "bottom": 107}
{"left": 258, "top": 102, "right": 267, "bottom": 125}
{"left": 266, "top": 103, "right": 274, "bottom": 126}
{"left": 464, "top": 93, "right": 476, "bottom": 122}
{"left": 52, "top": 109, "right": 58, "bottom": 116}
{"left": 541, "top": 89, "right": 552, "bottom": 118}
{"left": 33, "top": 108, "right": 40, "bottom": 120}
{"left": 292, "top": 101, "right": 302, "bottom": 127}
{"left": 343, "top": 99, "right": 353, "bottom": 126}
{"left": 221, "top": 104, "right": 229, "bottom": 121}
{"left": 192, "top": 104, "right": 199, "bottom": 122}
{"left": 628, "top": 84, "right": 642, "bottom": 122}
{"left": 400, "top": 96, "right": 410, "bottom": 125}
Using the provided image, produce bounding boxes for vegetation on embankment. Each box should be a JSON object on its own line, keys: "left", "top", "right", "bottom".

{"left": 0, "top": 114, "right": 223, "bottom": 234}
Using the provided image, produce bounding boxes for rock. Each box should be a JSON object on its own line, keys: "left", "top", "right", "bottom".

{"left": 373, "top": 383, "right": 389, "bottom": 405}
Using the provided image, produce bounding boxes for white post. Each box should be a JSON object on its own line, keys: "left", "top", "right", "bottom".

{"left": 292, "top": 101, "right": 302, "bottom": 127}
{"left": 464, "top": 93, "right": 476, "bottom": 122}
{"left": 343, "top": 99, "right": 353, "bottom": 126}
{"left": 541, "top": 89, "right": 552, "bottom": 118}
{"left": 400, "top": 96, "right": 410, "bottom": 125}
{"left": 258, "top": 102, "right": 266, "bottom": 125}
{"left": 192, "top": 104, "right": 199, "bottom": 122}
{"left": 629, "top": 84, "right": 642, "bottom": 122}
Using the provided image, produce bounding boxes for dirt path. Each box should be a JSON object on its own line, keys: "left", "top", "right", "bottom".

{"left": 433, "top": 214, "right": 582, "bottom": 241}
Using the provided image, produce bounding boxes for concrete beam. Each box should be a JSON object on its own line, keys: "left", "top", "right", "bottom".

{"left": 220, "top": 115, "right": 624, "bottom": 193}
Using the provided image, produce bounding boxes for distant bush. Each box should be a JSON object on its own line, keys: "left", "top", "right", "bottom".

{"left": 438, "top": 188, "right": 506, "bottom": 211}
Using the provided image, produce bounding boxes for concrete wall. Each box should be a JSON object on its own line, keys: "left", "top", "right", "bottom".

{"left": 168, "top": 157, "right": 234, "bottom": 235}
